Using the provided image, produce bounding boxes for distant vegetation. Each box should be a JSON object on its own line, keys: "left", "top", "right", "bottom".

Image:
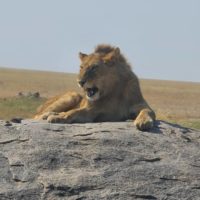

{"left": 0, "top": 67, "right": 200, "bottom": 130}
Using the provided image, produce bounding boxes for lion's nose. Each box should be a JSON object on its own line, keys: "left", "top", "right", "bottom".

{"left": 78, "top": 80, "right": 86, "bottom": 87}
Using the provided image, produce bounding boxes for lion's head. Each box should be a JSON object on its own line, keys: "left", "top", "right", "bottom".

{"left": 77, "top": 45, "right": 131, "bottom": 102}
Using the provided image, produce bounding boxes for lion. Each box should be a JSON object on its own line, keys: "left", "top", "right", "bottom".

{"left": 34, "top": 44, "right": 155, "bottom": 131}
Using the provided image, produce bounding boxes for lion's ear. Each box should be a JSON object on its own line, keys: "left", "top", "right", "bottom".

{"left": 79, "top": 52, "right": 88, "bottom": 61}
{"left": 103, "top": 47, "right": 120, "bottom": 64}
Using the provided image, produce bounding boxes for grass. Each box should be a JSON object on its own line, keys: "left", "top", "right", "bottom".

{"left": 139, "top": 79, "right": 200, "bottom": 130}
{"left": 0, "top": 67, "right": 80, "bottom": 98}
{"left": 0, "top": 67, "right": 200, "bottom": 130}
{"left": 0, "top": 96, "right": 46, "bottom": 120}
{"left": 173, "top": 119, "right": 200, "bottom": 130}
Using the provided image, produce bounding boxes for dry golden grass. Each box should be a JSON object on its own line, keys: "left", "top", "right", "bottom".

{"left": 0, "top": 67, "right": 200, "bottom": 129}
{"left": 0, "top": 67, "right": 80, "bottom": 97}
{"left": 140, "top": 79, "right": 200, "bottom": 129}
{"left": 140, "top": 79, "right": 200, "bottom": 119}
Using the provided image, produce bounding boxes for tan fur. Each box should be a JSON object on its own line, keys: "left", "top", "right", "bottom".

{"left": 34, "top": 44, "right": 155, "bottom": 131}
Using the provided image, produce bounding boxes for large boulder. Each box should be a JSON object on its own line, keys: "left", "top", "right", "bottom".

{"left": 0, "top": 120, "right": 200, "bottom": 200}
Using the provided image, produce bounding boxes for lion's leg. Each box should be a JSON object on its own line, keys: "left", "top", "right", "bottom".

{"left": 131, "top": 103, "right": 156, "bottom": 131}
{"left": 47, "top": 108, "right": 96, "bottom": 124}
{"left": 34, "top": 92, "right": 83, "bottom": 120}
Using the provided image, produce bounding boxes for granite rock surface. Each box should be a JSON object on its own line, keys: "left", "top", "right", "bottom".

{"left": 0, "top": 120, "right": 200, "bottom": 200}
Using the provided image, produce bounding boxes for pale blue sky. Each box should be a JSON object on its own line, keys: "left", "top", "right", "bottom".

{"left": 0, "top": 0, "right": 199, "bottom": 82}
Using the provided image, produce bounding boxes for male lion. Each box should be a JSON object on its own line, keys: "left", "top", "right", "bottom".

{"left": 34, "top": 44, "right": 155, "bottom": 131}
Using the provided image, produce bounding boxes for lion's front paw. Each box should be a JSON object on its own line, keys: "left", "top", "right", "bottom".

{"left": 34, "top": 112, "right": 58, "bottom": 120}
{"left": 134, "top": 114, "right": 154, "bottom": 131}
{"left": 47, "top": 115, "right": 66, "bottom": 123}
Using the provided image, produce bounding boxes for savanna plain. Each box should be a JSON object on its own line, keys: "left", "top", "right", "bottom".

{"left": 0, "top": 67, "right": 200, "bottom": 130}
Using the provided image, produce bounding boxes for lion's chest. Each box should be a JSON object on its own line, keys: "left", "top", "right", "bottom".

{"left": 93, "top": 102, "right": 131, "bottom": 122}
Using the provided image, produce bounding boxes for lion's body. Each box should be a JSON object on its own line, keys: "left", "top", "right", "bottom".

{"left": 34, "top": 44, "right": 155, "bottom": 131}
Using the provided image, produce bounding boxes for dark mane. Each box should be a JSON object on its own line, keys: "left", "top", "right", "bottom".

{"left": 95, "top": 44, "right": 132, "bottom": 71}
{"left": 95, "top": 44, "right": 115, "bottom": 54}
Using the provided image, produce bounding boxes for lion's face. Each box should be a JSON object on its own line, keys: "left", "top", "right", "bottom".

{"left": 77, "top": 49, "right": 120, "bottom": 102}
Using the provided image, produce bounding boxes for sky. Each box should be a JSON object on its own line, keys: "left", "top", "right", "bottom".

{"left": 0, "top": 0, "right": 199, "bottom": 82}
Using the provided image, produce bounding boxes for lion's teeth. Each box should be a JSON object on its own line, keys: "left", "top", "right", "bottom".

{"left": 86, "top": 87, "right": 98, "bottom": 97}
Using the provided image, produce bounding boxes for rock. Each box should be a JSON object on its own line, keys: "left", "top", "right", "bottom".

{"left": 17, "top": 92, "right": 24, "bottom": 97}
{"left": 27, "top": 92, "right": 40, "bottom": 98}
{"left": 3, "top": 121, "right": 12, "bottom": 127}
{"left": 0, "top": 120, "right": 200, "bottom": 200}
{"left": 10, "top": 118, "right": 23, "bottom": 124}
{"left": 17, "top": 92, "right": 40, "bottom": 98}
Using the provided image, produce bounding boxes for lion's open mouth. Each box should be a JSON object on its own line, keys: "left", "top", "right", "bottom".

{"left": 86, "top": 87, "right": 99, "bottom": 97}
